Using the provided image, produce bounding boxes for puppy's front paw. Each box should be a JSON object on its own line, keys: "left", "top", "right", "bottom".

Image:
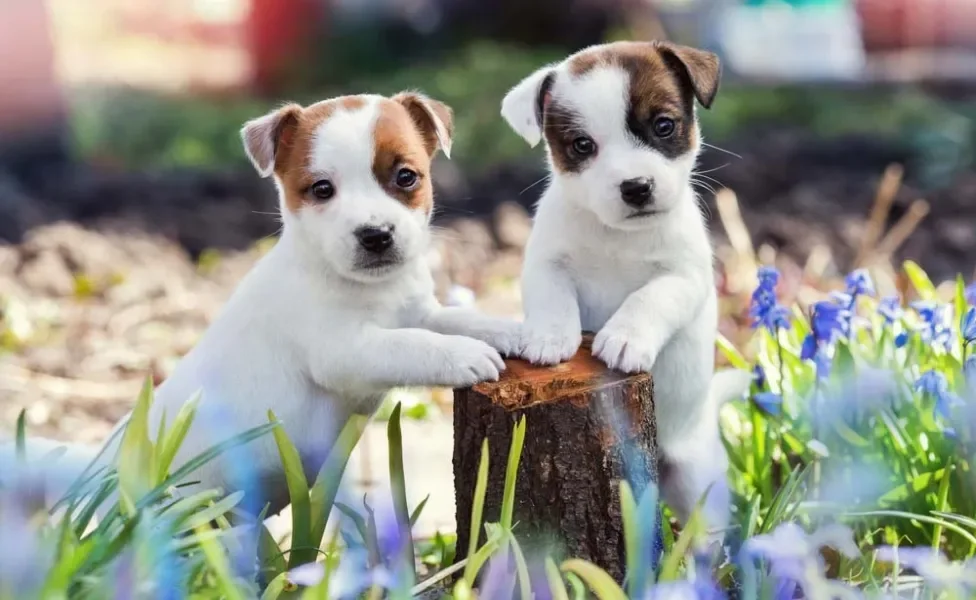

{"left": 518, "top": 324, "right": 581, "bottom": 366}
{"left": 593, "top": 324, "right": 657, "bottom": 374}
{"left": 474, "top": 319, "right": 522, "bottom": 357}
{"left": 440, "top": 336, "right": 505, "bottom": 387}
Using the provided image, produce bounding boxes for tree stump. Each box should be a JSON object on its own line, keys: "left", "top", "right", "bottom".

{"left": 453, "top": 334, "right": 657, "bottom": 582}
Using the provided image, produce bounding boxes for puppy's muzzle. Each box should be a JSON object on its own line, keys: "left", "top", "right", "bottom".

{"left": 355, "top": 225, "right": 395, "bottom": 254}
{"left": 620, "top": 177, "right": 654, "bottom": 209}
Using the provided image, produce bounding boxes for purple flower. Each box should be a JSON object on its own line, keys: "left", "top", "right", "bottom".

{"left": 753, "top": 392, "right": 783, "bottom": 416}
{"left": 743, "top": 522, "right": 858, "bottom": 591}
{"left": 966, "top": 282, "right": 976, "bottom": 306}
{"left": 753, "top": 364, "right": 766, "bottom": 390}
{"left": 643, "top": 581, "right": 726, "bottom": 600}
{"left": 878, "top": 296, "right": 902, "bottom": 324}
{"left": 962, "top": 307, "right": 976, "bottom": 343}
{"left": 845, "top": 269, "right": 875, "bottom": 298}
{"left": 915, "top": 370, "right": 961, "bottom": 422}
{"left": 750, "top": 267, "right": 792, "bottom": 332}
{"left": 912, "top": 302, "right": 953, "bottom": 349}
{"left": 810, "top": 301, "right": 851, "bottom": 343}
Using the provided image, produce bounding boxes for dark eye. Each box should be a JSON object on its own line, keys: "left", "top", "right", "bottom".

{"left": 310, "top": 180, "right": 335, "bottom": 201}
{"left": 571, "top": 136, "right": 596, "bottom": 156}
{"left": 653, "top": 117, "right": 676, "bottom": 138}
{"left": 395, "top": 168, "right": 419, "bottom": 189}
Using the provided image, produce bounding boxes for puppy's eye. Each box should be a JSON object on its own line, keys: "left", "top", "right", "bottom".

{"left": 310, "top": 180, "right": 335, "bottom": 201}
{"left": 395, "top": 168, "right": 419, "bottom": 190}
{"left": 571, "top": 136, "right": 596, "bottom": 156}
{"left": 653, "top": 117, "right": 676, "bottom": 138}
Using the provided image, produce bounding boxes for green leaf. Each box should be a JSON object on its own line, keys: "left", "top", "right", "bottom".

{"left": 259, "top": 572, "right": 290, "bottom": 600}
{"left": 500, "top": 416, "right": 527, "bottom": 535}
{"left": 507, "top": 532, "right": 533, "bottom": 600}
{"left": 268, "top": 410, "right": 313, "bottom": 569}
{"left": 560, "top": 559, "right": 627, "bottom": 600}
{"left": 879, "top": 469, "right": 946, "bottom": 504}
{"left": 195, "top": 523, "right": 246, "bottom": 600}
{"left": 308, "top": 414, "right": 367, "bottom": 556}
{"left": 716, "top": 334, "right": 750, "bottom": 370}
{"left": 117, "top": 377, "right": 156, "bottom": 517}
{"left": 843, "top": 510, "right": 976, "bottom": 548}
{"left": 336, "top": 502, "right": 370, "bottom": 548}
{"left": 387, "top": 403, "right": 416, "bottom": 577}
{"left": 658, "top": 491, "right": 708, "bottom": 582}
{"left": 904, "top": 260, "right": 936, "bottom": 301}
{"left": 463, "top": 438, "right": 491, "bottom": 584}
{"left": 174, "top": 491, "right": 246, "bottom": 534}
{"left": 545, "top": 557, "right": 570, "bottom": 600}
{"left": 931, "top": 461, "right": 954, "bottom": 550}
{"left": 409, "top": 495, "right": 430, "bottom": 527}
{"left": 619, "top": 481, "right": 640, "bottom": 597}
{"left": 258, "top": 521, "right": 288, "bottom": 579}
{"left": 155, "top": 391, "right": 201, "bottom": 484}
{"left": 14, "top": 409, "right": 26, "bottom": 463}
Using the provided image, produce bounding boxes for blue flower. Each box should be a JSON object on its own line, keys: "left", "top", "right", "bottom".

{"left": 912, "top": 302, "right": 953, "bottom": 349}
{"left": 962, "top": 307, "right": 976, "bottom": 343}
{"left": 643, "top": 581, "right": 726, "bottom": 600}
{"left": 810, "top": 301, "right": 851, "bottom": 343}
{"left": 844, "top": 269, "right": 875, "bottom": 298}
{"left": 878, "top": 296, "right": 902, "bottom": 324}
{"left": 752, "top": 364, "right": 766, "bottom": 389}
{"left": 753, "top": 392, "right": 782, "bottom": 416}
{"left": 743, "top": 522, "right": 858, "bottom": 597}
{"left": 895, "top": 332, "right": 908, "bottom": 348}
{"left": 915, "top": 370, "right": 961, "bottom": 422}
{"left": 967, "top": 282, "right": 976, "bottom": 306}
{"left": 829, "top": 290, "right": 854, "bottom": 310}
{"left": 749, "top": 269, "right": 792, "bottom": 333}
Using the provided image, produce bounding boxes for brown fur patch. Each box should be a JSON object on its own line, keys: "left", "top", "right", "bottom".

{"left": 371, "top": 98, "right": 437, "bottom": 213}
{"left": 272, "top": 96, "right": 367, "bottom": 213}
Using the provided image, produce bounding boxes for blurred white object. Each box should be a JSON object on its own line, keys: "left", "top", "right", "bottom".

{"left": 716, "top": 2, "right": 866, "bottom": 81}
{"left": 445, "top": 284, "right": 476, "bottom": 307}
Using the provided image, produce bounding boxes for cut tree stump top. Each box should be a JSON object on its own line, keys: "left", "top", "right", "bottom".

{"left": 472, "top": 334, "right": 651, "bottom": 410}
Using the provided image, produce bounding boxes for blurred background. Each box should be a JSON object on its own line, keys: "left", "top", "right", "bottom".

{"left": 3, "top": 0, "right": 976, "bottom": 535}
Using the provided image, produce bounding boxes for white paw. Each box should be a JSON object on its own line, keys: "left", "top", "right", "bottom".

{"left": 440, "top": 336, "right": 505, "bottom": 387}
{"left": 592, "top": 324, "right": 656, "bottom": 373}
{"left": 475, "top": 320, "right": 523, "bottom": 357}
{"left": 518, "top": 324, "right": 581, "bottom": 366}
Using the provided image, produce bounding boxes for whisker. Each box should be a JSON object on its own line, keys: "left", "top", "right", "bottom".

{"left": 520, "top": 175, "right": 551, "bottom": 196}
{"left": 693, "top": 162, "right": 730, "bottom": 176}
{"left": 702, "top": 142, "right": 741, "bottom": 159}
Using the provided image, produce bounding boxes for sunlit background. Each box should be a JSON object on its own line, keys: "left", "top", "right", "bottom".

{"left": 3, "top": 0, "right": 976, "bottom": 537}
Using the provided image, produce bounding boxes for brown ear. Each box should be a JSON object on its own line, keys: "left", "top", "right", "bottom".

{"left": 656, "top": 42, "right": 721, "bottom": 109}
{"left": 393, "top": 92, "right": 454, "bottom": 159}
{"left": 240, "top": 103, "right": 302, "bottom": 177}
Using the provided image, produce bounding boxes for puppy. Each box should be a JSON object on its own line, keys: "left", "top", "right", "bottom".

{"left": 501, "top": 42, "right": 751, "bottom": 537}
{"left": 3, "top": 92, "right": 521, "bottom": 516}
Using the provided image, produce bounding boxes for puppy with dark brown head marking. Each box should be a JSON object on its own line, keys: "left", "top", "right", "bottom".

{"left": 502, "top": 42, "right": 751, "bottom": 544}
{"left": 5, "top": 92, "right": 521, "bottom": 517}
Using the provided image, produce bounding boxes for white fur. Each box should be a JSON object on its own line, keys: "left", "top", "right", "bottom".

{"left": 2, "top": 97, "right": 520, "bottom": 517}
{"left": 503, "top": 49, "right": 751, "bottom": 538}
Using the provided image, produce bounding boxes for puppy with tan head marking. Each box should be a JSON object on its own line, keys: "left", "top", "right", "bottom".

{"left": 3, "top": 92, "right": 521, "bottom": 516}
{"left": 502, "top": 42, "right": 752, "bottom": 542}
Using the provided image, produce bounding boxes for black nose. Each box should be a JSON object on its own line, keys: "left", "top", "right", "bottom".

{"left": 355, "top": 225, "right": 395, "bottom": 253}
{"left": 620, "top": 177, "right": 654, "bottom": 208}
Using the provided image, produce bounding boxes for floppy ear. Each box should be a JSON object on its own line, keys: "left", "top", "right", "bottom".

{"left": 240, "top": 103, "right": 302, "bottom": 177}
{"left": 393, "top": 92, "right": 454, "bottom": 159}
{"left": 500, "top": 64, "right": 557, "bottom": 147}
{"left": 656, "top": 42, "right": 721, "bottom": 109}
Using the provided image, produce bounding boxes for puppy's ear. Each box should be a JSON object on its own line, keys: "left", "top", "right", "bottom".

{"left": 500, "top": 65, "right": 557, "bottom": 147}
{"left": 393, "top": 92, "right": 454, "bottom": 159}
{"left": 240, "top": 103, "right": 302, "bottom": 177}
{"left": 656, "top": 42, "right": 721, "bottom": 109}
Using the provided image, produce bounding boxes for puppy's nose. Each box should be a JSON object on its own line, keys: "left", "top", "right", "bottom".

{"left": 620, "top": 177, "right": 654, "bottom": 208}
{"left": 355, "top": 225, "right": 395, "bottom": 254}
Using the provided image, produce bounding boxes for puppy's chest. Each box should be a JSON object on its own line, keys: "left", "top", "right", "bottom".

{"left": 571, "top": 256, "right": 661, "bottom": 331}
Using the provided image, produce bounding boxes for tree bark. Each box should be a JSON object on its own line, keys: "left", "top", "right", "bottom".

{"left": 453, "top": 334, "right": 657, "bottom": 583}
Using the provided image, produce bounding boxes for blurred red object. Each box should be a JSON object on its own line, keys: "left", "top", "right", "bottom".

{"left": 856, "top": 0, "right": 976, "bottom": 51}
{"left": 0, "top": 1, "right": 63, "bottom": 139}
{"left": 248, "top": 0, "right": 320, "bottom": 93}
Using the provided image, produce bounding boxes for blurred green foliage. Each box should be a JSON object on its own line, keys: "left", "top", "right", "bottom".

{"left": 68, "top": 39, "right": 976, "bottom": 186}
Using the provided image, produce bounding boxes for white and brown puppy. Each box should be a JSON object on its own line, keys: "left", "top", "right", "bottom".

{"left": 501, "top": 42, "right": 751, "bottom": 537}
{"left": 4, "top": 92, "right": 521, "bottom": 515}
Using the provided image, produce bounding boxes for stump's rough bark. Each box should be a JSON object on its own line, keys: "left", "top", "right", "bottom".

{"left": 453, "top": 335, "right": 657, "bottom": 582}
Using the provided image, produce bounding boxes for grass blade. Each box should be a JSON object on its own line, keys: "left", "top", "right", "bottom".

{"left": 117, "top": 376, "right": 156, "bottom": 517}
{"left": 560, "top": 559, "right": 627, "bottom": 600}
{"left": 195, "top": 523, "right": 246, "bottom": 600}
{"left": 267, "top": 410, "right": 312, "bottom": 568}
{"left": 546, "top": 556, "right": 570, "bottom": 600}
{"left": 409, "top": 495, "right": 430, "bottom": 527}
{"left": 14, "top": 409, "right": 26, "bottom": 463}
{"left": 308, "top": 414, "right": 368, "bottom": 552}
{"left": 619, "top": 480, "right": 640, "bottom": 596}
{"left": 463, "top": 438, "right": 490, "bottom": 584}
{"left": 155, "top": 391, "right": 201, "bottom": 483}
{"left": 387, "top": 403, "right": 416, "bottom": 577}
